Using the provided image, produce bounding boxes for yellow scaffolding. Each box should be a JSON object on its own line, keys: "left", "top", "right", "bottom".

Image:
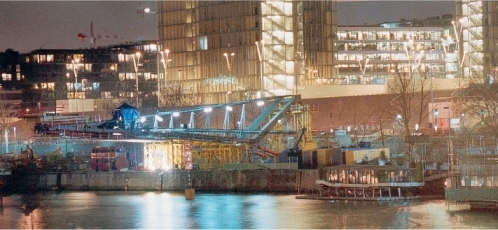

{"left": 144, "top": 140, "right": 250, "bottom": 170}
{"left": 142, "top": 103, "right": 318, "bottom": 169}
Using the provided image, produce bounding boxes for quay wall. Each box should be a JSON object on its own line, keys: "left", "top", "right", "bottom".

{"left": 446, "top": 187, "right": 498, "bottom": 202}
{"left": 36, "top": 169, "right": 320, "bottom": 192}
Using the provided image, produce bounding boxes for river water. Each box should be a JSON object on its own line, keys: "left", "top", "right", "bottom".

{"left": 1, "top": 191, "right": 497, "bottom": 229}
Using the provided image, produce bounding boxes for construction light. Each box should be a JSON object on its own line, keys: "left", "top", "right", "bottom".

{"left": 155, "top": 115, "right": 163, "bottom": 122}
{"left": 203, "top": 107, "right": 212, "bottom": 113}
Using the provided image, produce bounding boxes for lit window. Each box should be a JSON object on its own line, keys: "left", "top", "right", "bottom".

{"left": 1, "top": 73, "right": 12, "bottom": 81}
{"left": 47, "top": 54, "right": 54, "bottom": 62}
{"left": 199, "top": 36, "right": 208, "bottom": 50}
{"left": 144, "top": 72, "right": 151, "bottom": 80}
{"left": 118, "top": 53, "right": 125, "bottom": 62}
{"left": 119, "top": 73, "right": 125, "bottom": 81}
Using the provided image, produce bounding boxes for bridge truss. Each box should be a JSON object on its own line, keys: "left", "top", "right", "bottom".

{"left": 45, "top": 95, "right": 318, "bottom": 170}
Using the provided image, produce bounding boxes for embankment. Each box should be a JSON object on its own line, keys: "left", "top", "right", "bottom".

{"left": 33, "top": 169, "right": 320, "bottom": 193}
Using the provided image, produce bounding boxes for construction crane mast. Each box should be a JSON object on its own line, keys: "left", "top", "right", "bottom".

{"left": 77, "top": 21, "right": 120, "bottom": 48}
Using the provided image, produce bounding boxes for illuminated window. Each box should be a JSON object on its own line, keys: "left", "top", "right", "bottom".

{"left": 119, "top": 73, "right": 125, "bottom": 81}
{"left": 1, "top": 73, "right": 12, "bottom": 81}
{"left": 144, "top": 72, "right": 152, "bottom": 80}
{"left": 144, "top": 44, "right": 158, "bottom": 53}
{"left": 47, "top": 83, "right": 55, "bottom": 91}
{"left": 66, "top": 83, "right": 73, "bottom": 91}
{"left": 118, "top": 53, "right": 125, "bottom": 62}
{"left": 73, "top": 54, "right": 84, "bottom": 61}
{"left": 46, "top": 54, "right": 54, "bottom": 62}
{"left": 199, "top": 36, "right": 208, "bottom": 50}
{"left": 109, "top": 63, "right": 117, "bottom": 71}
{"left": 92, "top": 82, "right": 100, "bottom": 90}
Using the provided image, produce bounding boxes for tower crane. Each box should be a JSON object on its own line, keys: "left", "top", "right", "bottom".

{"left": 77, "top": 21, "right": 121, "bottom": 48}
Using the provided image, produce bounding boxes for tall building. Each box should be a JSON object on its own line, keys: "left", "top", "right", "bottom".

{"left": 156, "top": 0, "right": 337, "bottom": 106}
{"left": 21, "top": 41, "right": 159, "bottom": 113}
{"left": 334, "top": 14, "right": 463, "bottom": 97}
{"left": 457, "top": 1, "right": 498, "bottom": 81}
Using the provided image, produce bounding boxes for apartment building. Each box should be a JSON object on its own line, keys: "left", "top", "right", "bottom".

{"left": 20, "top": 41, "right": 159, "bottom": 113}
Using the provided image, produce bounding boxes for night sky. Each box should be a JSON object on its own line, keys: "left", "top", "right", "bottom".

{"left": 0, "top": 1, "right": 455, "bottom": 53}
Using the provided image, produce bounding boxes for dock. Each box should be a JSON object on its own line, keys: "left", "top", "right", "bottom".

{"left": 296, "top": 194, "right": 443, "bottom": 201}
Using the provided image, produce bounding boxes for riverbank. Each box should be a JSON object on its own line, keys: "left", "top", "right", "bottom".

{"left": 18, "top": 169, "right": 320, "bottom": 193}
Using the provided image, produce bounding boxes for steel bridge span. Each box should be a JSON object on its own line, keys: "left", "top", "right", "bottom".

{"left": 45, "top": 95, "right": 318, "bottom": 170}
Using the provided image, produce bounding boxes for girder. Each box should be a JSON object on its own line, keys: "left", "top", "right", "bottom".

{"left": 140, "top": 95, "right": 299, "bottom": 143}
{"left": 39, "top": 95, "right": 317, "bottom": 170}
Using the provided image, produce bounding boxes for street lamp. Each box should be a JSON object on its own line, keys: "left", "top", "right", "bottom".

{"left": 71, "top": 59, "right": 80, "bottom": 92}
{"left": 132, "top": 52, "right": 141, "bottom": 107}
{"left": 255, "top": 40, "right": 265, "bottom": 97}
{"left": 223, "top": 52, "right": 235, "bottom": 76}
{"left": 452, "top": 19, "right": 467, "bottom": 87}
{"left": 404, "top": 40, "right": 424, "bottom": 79}
{"left": 358, "top": 58, "right": 369, "bottom": 84}
{"left": 13, "top": 127, "right": 16, "bottom": 154}
{"left": 434, "top": 108, "right": 439, "bottom": 131}
{"left": 177, "top": 69, "right": 183, "bottom": 82}
{"left": 160, "top": 49, "right": 171, "bottom": 89}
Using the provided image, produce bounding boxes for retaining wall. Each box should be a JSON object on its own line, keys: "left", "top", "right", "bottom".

{"left": 36, "top": 169, "right": 320, "bottom": 192}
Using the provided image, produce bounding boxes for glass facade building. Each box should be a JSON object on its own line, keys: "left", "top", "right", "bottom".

{"left": 336, "top": 26, "right": 450, "bottom": 85}
{"left": 457, "top": 0, "right": 498, "bottom": 81}
{"left": 157, "top": 0, "right": 337, "bottom": 106}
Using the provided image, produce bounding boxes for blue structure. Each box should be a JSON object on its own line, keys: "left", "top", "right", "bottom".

{"left": 112, "top": 103, "right": 140, "bottom": 130}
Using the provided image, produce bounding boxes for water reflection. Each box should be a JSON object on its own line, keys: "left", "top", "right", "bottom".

{"left": 1, "top": 191, "right": 497, "bottom": 229}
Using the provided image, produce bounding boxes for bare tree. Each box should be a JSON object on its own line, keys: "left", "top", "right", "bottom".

{"left": 388, "top": 71, "right": 431, "bottom": 138}
{"left": 456, "top": 64, "right": 498, "bottom": 137}
{"left": 159, "top": 81, "right": 201, "bottom": 109}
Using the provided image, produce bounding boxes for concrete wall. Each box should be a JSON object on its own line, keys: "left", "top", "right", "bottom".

{"left": 446, "top": 187, "right": 498, "bottom": 202}
{"left": 37, "top": 169, "right": 320, "bottom": 193}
